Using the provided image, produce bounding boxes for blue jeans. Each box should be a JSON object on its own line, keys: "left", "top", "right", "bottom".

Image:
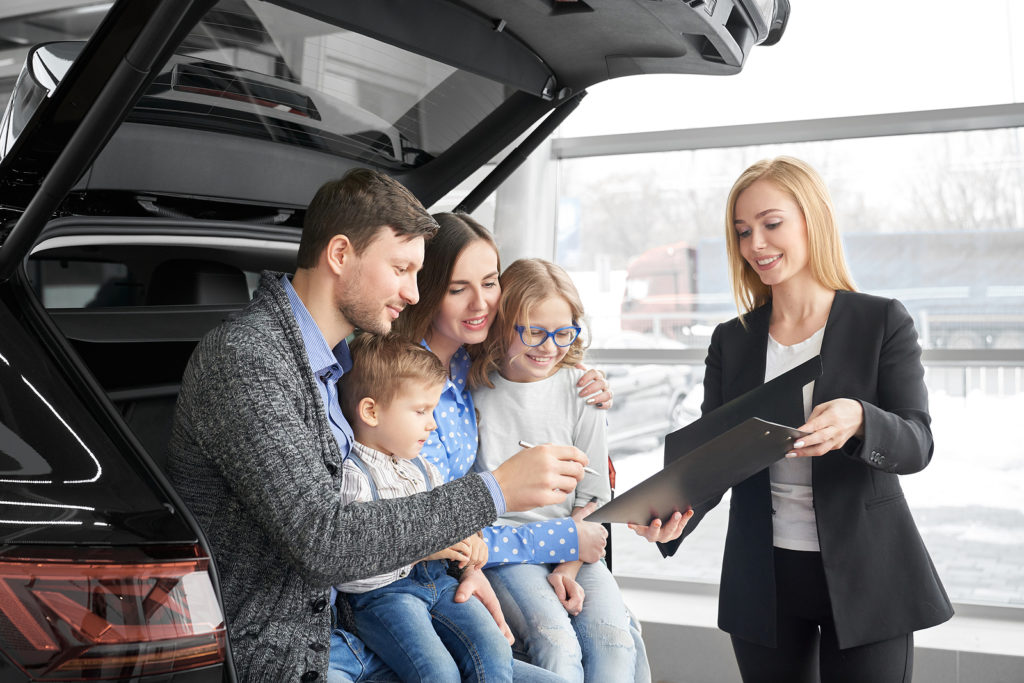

{"left": 486, "top": 562, "right": 645, "bottom": 683}
{"left": 343, "top": 560, "right": 513, "bottom": 682}
{"left": 328, "top": 631, "right": 567, "bottom": 683}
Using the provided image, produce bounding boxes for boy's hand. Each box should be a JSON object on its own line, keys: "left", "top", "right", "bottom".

{"left": 463, "top": 532, "right": 488, "bottom": 570}
{"left": 422, "top": 539, "right": 471, "bottom": 565}
{"left": 547, "top": 564, "right": 585, "bottom": 616}
{"left": 455, "top": 567, "right": 514, "bottom": 645}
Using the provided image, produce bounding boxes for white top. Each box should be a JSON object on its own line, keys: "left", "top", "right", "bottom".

{"left": 766, "top": 325, "right": 825, "bottom": 552}
{"left": 473, "top": 367, "right": 611, "bottom": 526}
{"left": 334, "top": 441, "right": 443, "bottom": 594}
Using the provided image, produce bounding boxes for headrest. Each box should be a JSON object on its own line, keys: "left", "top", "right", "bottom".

{"left": 145, "top": 259, "right": 250, "bottom": 305}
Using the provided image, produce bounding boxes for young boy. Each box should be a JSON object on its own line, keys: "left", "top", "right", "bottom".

{"left": 336, "top": 333, "right": 513, "bottom": 683}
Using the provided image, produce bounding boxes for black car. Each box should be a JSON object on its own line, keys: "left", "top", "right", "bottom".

{"left": 0, "top": 1, "right": 786, "bottom": 680}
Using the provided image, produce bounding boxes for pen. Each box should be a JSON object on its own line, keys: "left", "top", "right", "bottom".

{"left": 518, "top": 440, "right": 601, "bottom": 477}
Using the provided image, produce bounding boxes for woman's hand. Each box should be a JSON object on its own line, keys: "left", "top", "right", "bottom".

{"left": 627, "top": 508, "right": 693, "bottom": 543}
{"left": 455, "top": 567, "right": 514, "bottom": 645}
{"left": 786, "top": 398, "right": 865, "bottom": 458}
{"left": 571, "top": 502, "right": 608, "bottom": 563}
{"left": 575, "top": 363, "right": 613, "bottom": 410}
{"left": 547, "top": 563, "right": 585, "bottom": 615}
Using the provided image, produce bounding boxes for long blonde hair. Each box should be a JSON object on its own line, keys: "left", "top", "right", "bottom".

{"left": 725, "top": 156, "right": 856, "bottom": 318}
{"left": 470, "top": 258, "right": 587, "bottom": 389}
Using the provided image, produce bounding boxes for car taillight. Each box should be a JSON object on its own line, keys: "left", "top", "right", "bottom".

{"left": 0, "top": 546, "right": 226, "bottom": 680}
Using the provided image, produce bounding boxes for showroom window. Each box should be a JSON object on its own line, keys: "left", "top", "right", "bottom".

{"left": 555, "top": 129, "right": 1024, "bottom": 607}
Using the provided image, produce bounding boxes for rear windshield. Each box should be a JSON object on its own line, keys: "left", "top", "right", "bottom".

{"left": 130, "top": 1, "right": 515, "bottom": 169}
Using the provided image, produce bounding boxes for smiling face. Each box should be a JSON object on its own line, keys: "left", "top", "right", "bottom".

{"left": 337, "top": 227, "right": 424, "bottom": 335}
{"left": 501, "top": 294, "right": 575, "bottom": 383}
{"left": 369, "top": 380, "right": 444, "bottom": 460}
{"left": 427, "top": 239, "right": 501, "bottom": 355}
{"left": 733, "top": 178, "right": 812, "bottom": 290}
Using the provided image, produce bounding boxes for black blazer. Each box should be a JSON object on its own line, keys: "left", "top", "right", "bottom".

{"left": 661, "top": 290, "right": 953, "bottom": 649}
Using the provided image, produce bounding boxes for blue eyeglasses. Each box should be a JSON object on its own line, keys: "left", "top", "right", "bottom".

{"left": 515, "top": 324, "right": 582, "bottom": 348}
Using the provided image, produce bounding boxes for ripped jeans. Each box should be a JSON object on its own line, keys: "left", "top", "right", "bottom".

{"left": 486, "top": 561, "right": 644, "bottom": 683}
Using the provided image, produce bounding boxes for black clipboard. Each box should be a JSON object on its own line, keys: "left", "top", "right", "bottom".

{"left": 585, "top": 355, "right": 822, "bottom": 525}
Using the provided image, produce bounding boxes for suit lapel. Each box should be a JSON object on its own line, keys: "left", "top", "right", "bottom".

{"left": 812, "top": 290, "right": 845, "bottom": 407}
{"left": 731, "top": 304, "right": 770, "bottom": 400}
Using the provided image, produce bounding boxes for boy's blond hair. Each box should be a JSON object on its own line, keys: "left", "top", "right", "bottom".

{"left": 339, "top": 333, "right": 446, "bottom": 424}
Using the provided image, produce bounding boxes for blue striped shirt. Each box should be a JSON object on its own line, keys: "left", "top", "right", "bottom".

{"left": 281, "top": 275, "right": 355, "bottom": 460}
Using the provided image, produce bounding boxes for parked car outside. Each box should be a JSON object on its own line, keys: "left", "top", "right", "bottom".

{"left": 589, "top": 331, "right": 700, "bottom": 455}
{"left": 0, "top": 1, "right": 787, "bottom": 679}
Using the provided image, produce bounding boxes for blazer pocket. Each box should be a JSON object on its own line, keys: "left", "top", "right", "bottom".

{"left": 864, "top": 491, "right": 905, "bottom": 511}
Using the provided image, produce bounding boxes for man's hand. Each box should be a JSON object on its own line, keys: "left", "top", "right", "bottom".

{"left": 454, "top": 568, "right": 514, "bottom": 645}
{"left": 627, "top": 508, "right": 693, "bottom": 543}
{"left": 547, "top": 564, "right": 585, "bottom": 616}
{"left": 492, "top": 444, "right": 588, "bottom": 511}
{"left": 571, "top": 502, "right": 607, "bottom": 563}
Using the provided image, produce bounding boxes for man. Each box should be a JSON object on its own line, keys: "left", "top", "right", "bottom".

{"left": 168, "top": 168, "right": 586, "bottom": 682}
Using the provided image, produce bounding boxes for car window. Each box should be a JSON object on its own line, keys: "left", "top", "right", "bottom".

{"left": 0, "top": 1, "right": 515, "bottom": 171}
{"left": 28, "top": 256, "right": 261, "bottom": 309}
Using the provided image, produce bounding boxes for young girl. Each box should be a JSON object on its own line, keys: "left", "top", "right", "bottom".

{"left": 472, "top": 258, "right": 643, "bottom": 683}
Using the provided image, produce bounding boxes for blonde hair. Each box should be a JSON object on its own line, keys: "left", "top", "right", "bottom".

{"left": 725, "top": 156, "right": 856, "bottom": 318}
{"left": 470, "top": 258, "right": 587, "bottom": 389}
{"left": 339, "top": 333, "right": 446, "bottom": 424}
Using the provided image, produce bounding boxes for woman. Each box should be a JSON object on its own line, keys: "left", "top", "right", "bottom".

{"left": 641, "top": 156, "right": 953, "bottom": 682}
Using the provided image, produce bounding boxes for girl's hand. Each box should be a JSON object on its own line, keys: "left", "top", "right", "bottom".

{"left": 547, "top": 566, "right": 585, "bottom": 615}
{"left": 575, "top": 363, "right": 613, "bottom": 410}
{"left": 455, "top": 568, "right": 514, "bottom": 645}
{"left": 571, "top": 502, "right": 608, "bottom": 563}
{"left": 786, "top": 398, "right": 865, "bottom": 458}
{"left": 627, "top": 508, "right": 693, "bottom": 543}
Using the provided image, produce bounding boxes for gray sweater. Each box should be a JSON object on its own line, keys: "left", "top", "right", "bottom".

{"left": 167, "top": 272, "right": 497, "bottom": 682}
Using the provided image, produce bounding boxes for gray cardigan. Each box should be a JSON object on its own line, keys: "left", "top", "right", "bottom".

{"left": 168, "top": 272, "right": 497, "bottom": 681}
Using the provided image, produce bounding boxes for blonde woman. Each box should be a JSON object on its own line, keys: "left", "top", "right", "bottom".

{"left": 647, "top": 157, "right": 953, "bottom": 682}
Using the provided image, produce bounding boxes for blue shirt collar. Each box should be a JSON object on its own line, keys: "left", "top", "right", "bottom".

{"left": 281, "top": 274, "right": 352, "bottom": 379}
{"left": 421, "top": 340, "right": 472, "bottom": 411}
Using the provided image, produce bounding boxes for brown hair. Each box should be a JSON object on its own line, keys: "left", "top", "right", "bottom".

{"left": 471, "top": 258, "right": 587, "bottom": 389}
{"left": 339, "top": 333, "right": 447, "bottom": 424}
{"left": 725, "top": 156, "right": 856, "bottom": 318}
{"left": 297, "top": 168, "right": 438, "bottom": 268}
{"left": 393, "top": 212, "right": 500, "bottom": 345}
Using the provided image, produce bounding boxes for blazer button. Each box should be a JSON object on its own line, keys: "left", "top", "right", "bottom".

{"left": 311, "top": 597, "right": 328, "bottom": 613}
{"left": 309, "top": 641, "right": 327, "bottom": 653}
{"left": 301, "top": 671, "right": 319, "bottom": 682}
{"left": 326, "top": 462, "right": 338, "bottom": 476}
